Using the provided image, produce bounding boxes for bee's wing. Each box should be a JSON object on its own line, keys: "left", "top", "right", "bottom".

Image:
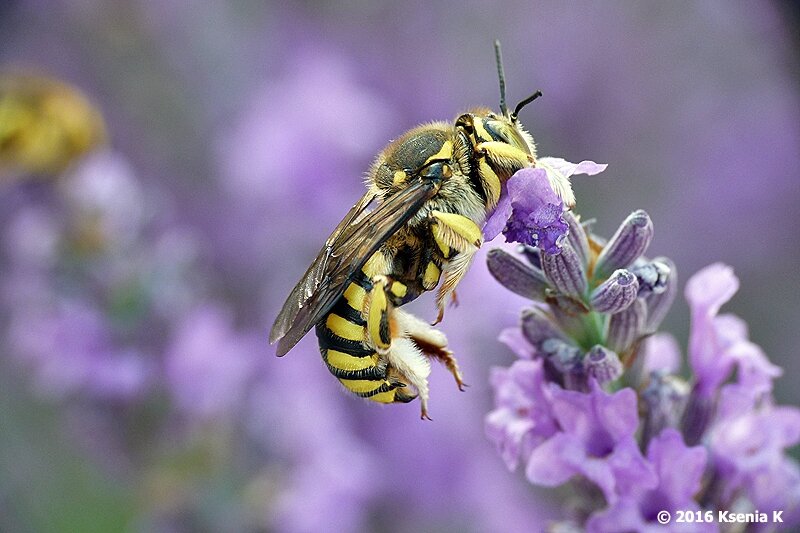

{"left": 270, "top": 177, "right": 438, "bottom": 356}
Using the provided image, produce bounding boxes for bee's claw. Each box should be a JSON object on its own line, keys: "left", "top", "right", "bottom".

{"left": 432, "top": 307, "right": 445, "bottom": 326}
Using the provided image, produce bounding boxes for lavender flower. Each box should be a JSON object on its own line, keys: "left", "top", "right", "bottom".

{"left": 486, "top": 164, "right": 800, "bottom": 530}
{"left": 483, "top": 159, "right": 606, "bottom": 254}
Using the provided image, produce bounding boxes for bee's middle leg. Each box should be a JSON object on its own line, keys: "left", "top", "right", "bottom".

{"left": 429, "top": 210, "right": 483, "bottom": 323}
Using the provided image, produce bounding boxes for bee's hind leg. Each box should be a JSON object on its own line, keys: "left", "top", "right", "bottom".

{"left": 394, "top": 308, "right": 466, "bottom": 392}
{"left": 366, "top": 276, "right": 433, "bottom": 418}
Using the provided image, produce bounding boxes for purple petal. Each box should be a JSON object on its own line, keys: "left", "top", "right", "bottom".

{"left": 537, "top": 157, "right": 608, "bottom": 178}
{"left": 607, "top": 436, "right": 658, "bottom": 499}
{"left": 501, "top": 168, "right": 569, "bottom": 254}
{"left": 585, "top": 499, "right": 649, "bottom": 533}
{"left": 498, "top": 327, "right": 536, "bottom": 360}
{"left": 486, "top": 360, "right": 559, "bottom": 470}
{"left": 646, "top": 428, "right": 707, "bottom": 507}
{"left": 685, "top": 263, "right": 739, "bottom": 316}
{"left": 525, "top": 433, "right": 584, "bottom": 487}
{"left": 593, "top": 385, "right": 640, "bottom": 443}
{"left": 483, "top": 183, "right": 512, "bottom": 240}
{"left": 642, "top": 333, "right": 682, "bottom": 374}
{"left": 685, "top": 263, "right": 741, "bottom": 394}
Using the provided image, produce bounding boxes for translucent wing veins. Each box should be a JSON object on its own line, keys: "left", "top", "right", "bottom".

{"left": 270, "top": 178, "right": 438, "bottom": 356}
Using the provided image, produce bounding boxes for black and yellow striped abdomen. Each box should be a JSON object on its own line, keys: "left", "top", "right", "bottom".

{"left": 315, "top": 271, "right": 413, "bottom": 404}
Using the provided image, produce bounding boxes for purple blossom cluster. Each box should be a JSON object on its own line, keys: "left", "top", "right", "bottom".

{"left": 485, "top": 164, "right": 800, "bottom": 531}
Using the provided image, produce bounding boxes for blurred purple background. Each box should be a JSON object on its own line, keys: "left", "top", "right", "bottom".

{"left": 1, "top": 1, "right": 798, "bottom": 531}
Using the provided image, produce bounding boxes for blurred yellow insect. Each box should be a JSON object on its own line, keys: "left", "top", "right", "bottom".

{"left": 0, "top": 72, "right": 106, "bottom": 178}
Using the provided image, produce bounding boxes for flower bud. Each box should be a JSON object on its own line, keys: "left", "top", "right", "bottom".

{"left": 606, "top": 298, "right": 647, "bottom": 354}
{"left": 541, "top": 338, "right": 583, "bottom": 390}
{"left": 681, "top": 386, "right": 715, "bottom": 446}
{"left": 644, "top": 257, "right": 677, "bottom": 332}
{"left": 563, "top": 211, "right": 590, "bottom": 267}
{"left": 631, "top": 259, "right": 671, "bottom": 295}
{"left": 641, "top": 371, "right": 689, "bottom": 447}
{"left": 584, "top": 345, "right": 623, "bottom": 385}
{"left": 487, "top": 249, "right": 549, "bottom": 301}
{"left": 541, "top": 245, "right": 587, "bottom": 300}
{"left": 590, "top": 269, "right": 639, "bottom": 314}
{"left": 594, "top": 210, "right": 653, "bottom": 280}
{"left": 521, "top": 307, "right": 566, "bottom": 348}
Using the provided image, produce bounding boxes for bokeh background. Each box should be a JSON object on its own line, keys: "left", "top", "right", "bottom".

{"left": 1, "top": 1, "right": 799, "bottom": 531}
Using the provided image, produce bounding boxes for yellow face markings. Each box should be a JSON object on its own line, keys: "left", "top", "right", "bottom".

{"left": 343, "top": 283, "right": 367, "bottom": 310}
{"left": 424, "top": 140, "right": 453, "bottom": 165}
{"left": 325, "top": 313, "right": 364, "bottom": 341}
{"left": 472, "top": 118, "right": 492, "bottom": 143}
{"left": 392, "top": 169, "right": 407, "bottom": 186}
{"left": 326, "top": 349, "right": 378, "bottom": 371}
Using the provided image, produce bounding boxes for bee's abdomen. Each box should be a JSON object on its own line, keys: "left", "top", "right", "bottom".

{"left": 315, "top": 279, "right": 410, "bottom": 404}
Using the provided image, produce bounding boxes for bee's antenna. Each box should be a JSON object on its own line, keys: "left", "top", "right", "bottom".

{"left": 511, "top": 90, "right": 543, "bottom": 120}
{"left": 494, "top": 40, "right": 508, "bottom": 117}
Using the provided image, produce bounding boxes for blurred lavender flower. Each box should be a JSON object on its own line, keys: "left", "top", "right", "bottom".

{"left": 246, "top": 351, "right": 379, "bottom": 533}
{"left": 8, "top": 300, "right": 152, "bottom": 401}
{"left": 1, "top": 149, "right": 261, "bottom": 429}
{"left": 1, "top": 151, "right": 158, "bottom": 401}
{"left": 485, "top": 164, "right": 800, "bottom": 530}
{"left": 165, "top": 306, "right": 262, "bottom": 420}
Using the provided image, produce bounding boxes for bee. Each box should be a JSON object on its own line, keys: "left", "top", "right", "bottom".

{"left": 270, "top": 42, "right": 573, "bottom": 419}
{"left": 0, "top": 72, "right": 106, "bottom": 178}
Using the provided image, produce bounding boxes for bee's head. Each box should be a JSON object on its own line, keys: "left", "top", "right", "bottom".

{"left": 474, "top": 40, "right": 541, "bottom": 157}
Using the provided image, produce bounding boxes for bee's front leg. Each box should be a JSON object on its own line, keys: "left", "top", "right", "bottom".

{"left": 475, "top": 140, "right": 534, "bottom": 178}
{"left": 429, "top": 210, "right": 483, "bottom": 324}
{"left": 476, "top": 140, "right": 575, "bottom": 208}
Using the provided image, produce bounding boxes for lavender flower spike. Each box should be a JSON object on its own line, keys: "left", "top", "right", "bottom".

{"left": 486, "top": 191, "right": 800, "bottom": 528}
